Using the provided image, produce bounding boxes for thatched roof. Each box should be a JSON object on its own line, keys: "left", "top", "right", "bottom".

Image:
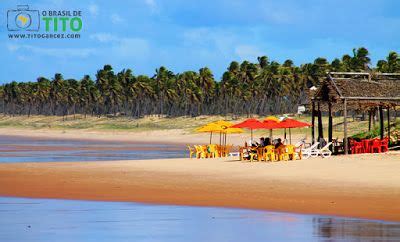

{"left": 312, "top": 73, "right": 400, "bottom": 111}
{"left": 333, "top": 78, "right": 400, "bottom": 98}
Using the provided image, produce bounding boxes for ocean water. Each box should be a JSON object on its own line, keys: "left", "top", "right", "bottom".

{"left": 0, "top": 197, "right": 399, "bottom": 242}
{"left": 0, "top": 135, "right": 186, "bottom": 162}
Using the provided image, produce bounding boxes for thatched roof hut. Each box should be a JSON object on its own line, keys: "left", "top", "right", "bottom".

{"left": 313, "top": 73, "right": 400, "bottom": 111}
{"left": 311, "top": 72, "right": 400, "bottom": 154}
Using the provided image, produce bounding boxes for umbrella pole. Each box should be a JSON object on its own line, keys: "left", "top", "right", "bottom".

{"left": 210, "top": 132, "right": 213, "bottom": 144}
{"left": 224, "top": 133, "right": 226, "bottom": 146}
{"left": 269, "top": 129, "right": 273, "bottom": 140}
{"left": 219, "top": 132, "right": 222, "bottom": 156}
{"left": 289, "top": 128, "right": 292, "bottom": 144}
{"left": 251, "top": 129, "right": 253, "bottom": 144}
{"left": 284, "top": 128, "right": 287, "bottom": 143}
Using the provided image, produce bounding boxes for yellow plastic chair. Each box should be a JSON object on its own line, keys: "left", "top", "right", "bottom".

{"left": 187, "top": 145, "right": 195, "bottom": 158}
{"left": 207, "top": 144, "right": 218, "bottom": 158}
{"left": 194, "top": 145, "right": 206, "bottom": 159}
{"left": 286, "top": 145, "right": 296, "bottom": 160}
{"left": 201, "top": 145, "right": 210, "bottom": 158}
{"left": 263, "top": 145, "right": 276, "bottom": 162}
{"left": 256, "top": 147, "right": 264, "bottom": 161}
{"left": 239, "top": 146, "right": 247, "bottom": 161}
{"left": 276, "top": 146, "right": 289, "bottom": 161}
{"left": 249, "top": 147, "right": 258, "bottom": 162}
{"left": 216, "top": 145, "right": 223, "bottom": 157}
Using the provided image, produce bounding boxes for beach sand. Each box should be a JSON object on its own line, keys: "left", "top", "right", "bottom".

{"left": 1, "top": 152, "right": 400, "bottom": 222}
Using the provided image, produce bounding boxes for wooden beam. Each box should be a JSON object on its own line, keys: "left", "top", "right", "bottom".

{"left": 375, "top": 73, "right": 400, "bottom": 76}
{"left": 379, "top": 106, "right": 384, "bottom": 139}
{"left": 328, "top": 102, "right": 333, "bottom": 152}
{"left": 343, "top": 99, "right": 348, "bottom": 155}
{"left": 327, "top": 74, "right": 344, "bottom": 98}
{"left": 317, "top": 102, "right": 323, "bottom": 139}
{"left": 328, "top": 72, "right": 370, "bottom": 76}
{"left": 311, "top": 101, "right": 315, "bottom": 144}
{"left": 341, "top": 97, "right": 400, "bottom": 101}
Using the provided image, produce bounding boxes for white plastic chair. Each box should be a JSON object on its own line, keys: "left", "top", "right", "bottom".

{"left": 302, "top": 142, "right": 320, "bottom": 159}
{"left": 317, "top": 142, "right": 333, "bottom": 158}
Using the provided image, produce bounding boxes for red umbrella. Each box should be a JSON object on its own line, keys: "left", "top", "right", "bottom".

{"left": 277, "top": 118, "right": 312, "bottom": 129}
{"left": 275, "top": 118, "right": 312, "bottom": 144}
{"left": 262, "top": 119, "right": 281, "bottom": 141}
{"left": 232, "top": 119, "right": 266, "bottom": 142}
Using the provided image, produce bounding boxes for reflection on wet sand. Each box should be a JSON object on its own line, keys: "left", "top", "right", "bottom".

{"left": 1, "top": 197, "right": 400, "bottom": 242}
{"left": 0, "top": 135, "right": 185, "bottom": 162}
{"left": 314, "top": 217, "right": 400, "bottom": 240}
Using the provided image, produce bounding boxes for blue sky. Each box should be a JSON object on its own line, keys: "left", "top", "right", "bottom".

{"left": 1, "top": 0, "right": 400, "bottom": 83}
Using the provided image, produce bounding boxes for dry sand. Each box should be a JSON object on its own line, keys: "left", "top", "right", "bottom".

{"left": 1, "top": 152, "right": 400, "bottom": 222}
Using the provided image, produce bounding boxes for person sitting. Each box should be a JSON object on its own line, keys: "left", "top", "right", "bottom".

{"left": 275, "top": 138, "right": 284, "bottom": 149}
{"left": 259, "top": 137, "right": 265, "bottom": 147}
{"left": 264, "top": 137, "right": 271, "bottom": 146}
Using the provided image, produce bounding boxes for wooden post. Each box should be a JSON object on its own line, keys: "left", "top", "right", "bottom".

{"left": 317, "top": 102, "right": 323, "bottom": 140}
{"left": 387, "top": 107, "right": 390, "bottom": 141}
{"left": 372, "top": 108, "right": 376, "bottom": 128}
{"left": 311, "top": 101, "right": 315, "bottom": 144}
{"left": 379, "top": 106, "right": 384, "bottom": 139}
{"left": 368, "top": 110, "right": 372, "bottom": 132}
{"left": 343, "top": 99, "right": 348, "bottom": 155}
{"left": 328, "top": 102, "right": 333, "bottom": 151}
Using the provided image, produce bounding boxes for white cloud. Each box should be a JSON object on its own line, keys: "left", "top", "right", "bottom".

{"left": 90, "top": 33, "right": 151, "bottom": 59}
{"left": 234, "top": 45, "right": 262, "bottom": 61}
{"left": 88, "top": 4, "right": 99, "bottom": 16}
{"left": 145, "top": 0, "right": 156, "bottom": 8}
{"left": 144, "top": 0, "right": 158, "bottom": 13}
{"left": 182, "top": 27, "right": 238, "bottom": 57}
{"left": 110, "top": 14, "right": 123, "bottom": 24}
{"left": 112, "top": 38, "right": 150, "bottom": 58}
{"left": 90, "top": 33, "right": 118, "bottom": 43}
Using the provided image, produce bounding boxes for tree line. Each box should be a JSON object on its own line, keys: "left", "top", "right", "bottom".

{"left": 1, "top": 47, "right": 400, "bottom": 119}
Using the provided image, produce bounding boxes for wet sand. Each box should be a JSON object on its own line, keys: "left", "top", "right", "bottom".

{"left": 0, "top": 127, "right": 288, "bottom": 146}
{"left": 1, "top": 153, "right": 400, "bottom": 222}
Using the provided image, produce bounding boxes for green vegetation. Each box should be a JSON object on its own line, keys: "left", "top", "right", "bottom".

{"left": 1, "top": 47, "right": 399, "bottom": 119}
{"left": 351, "top": 120, "right": 400, "bottom": 140}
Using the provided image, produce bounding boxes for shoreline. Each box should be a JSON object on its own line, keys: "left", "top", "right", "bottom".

{"left": 1, "top": 154, "right": 400, "bottom": 222}
{"left": 0, "top": 127, "right": 248, "bottom": 146}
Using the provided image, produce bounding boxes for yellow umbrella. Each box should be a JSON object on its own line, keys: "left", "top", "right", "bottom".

{"left": 264, "top": 116, "right": 280, "bottom": 122}
{"left": 211, "top": 121, "right": 243, "bottom": 146}
{"left": 196, "top": 121, "right": 243, "bottom": 144}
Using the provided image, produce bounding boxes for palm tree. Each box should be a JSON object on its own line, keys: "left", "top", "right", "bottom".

{"left": 1, "top": 47, "right": 397, "bottom": 118}
{"left": 153, "top": 66, "right": 174, "bottom": 116}
{"left": 50, "top": 73, "right": 65, "bottom": 115}
{"left": 36, "top": 77, "right": 50, "bottom": 115}
{"left": 79, "top": 75, "right": 95, "bottom": 118}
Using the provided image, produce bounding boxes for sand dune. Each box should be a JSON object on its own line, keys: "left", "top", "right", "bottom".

{"left": 1, "top": 152, "right": 399, "bottom": 222}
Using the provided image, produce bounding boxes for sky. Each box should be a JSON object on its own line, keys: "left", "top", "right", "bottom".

{"left": 1, "top": 0, "right": 400, "bottom": 83}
